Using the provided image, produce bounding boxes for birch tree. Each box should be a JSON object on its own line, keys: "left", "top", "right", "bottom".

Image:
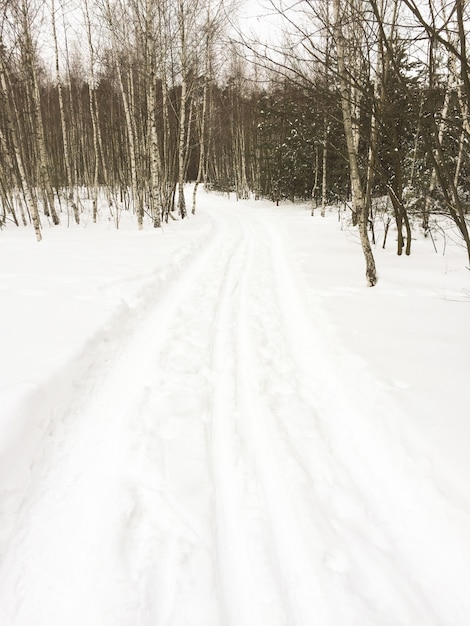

{"left": 51, "top": 0, "right": 79, "bottom": 224}
{"left": 332, "top": 0, "right": 377, "bottom": 285}
{"left": 0, "top": 41, "right": 42, "bottom": 240}
{"left": 83, "top": 0, "right": 106, "bottom": 222}
{"left": 143, "top": 0, "right": 162, "bottom": 227}
{"left": 17, "top": 0, "right": 60, "bottom": 225}
{"left": 176, "top": 0, "right": 190, "bottom": 218}
{"left": 102, "top": 0, "right": 143, "bottom": 227}
{"left": 192, "top": 6, "right": 214, "bottom": 214}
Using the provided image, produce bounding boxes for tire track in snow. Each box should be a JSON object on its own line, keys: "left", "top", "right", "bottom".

{"left": 206, "top": 214, "right": 292, "bottom": 626}
{"left": 203, "top": 209, "right": 338, "bottom": 625}
{"left": 233, "top": 214, "right": 336, "bottom": 626}
{"left": 120, "top": 212, "right": 250, "bottom": 626}
{"left": 206, "top": 221, "right": 255, "bottom": 625}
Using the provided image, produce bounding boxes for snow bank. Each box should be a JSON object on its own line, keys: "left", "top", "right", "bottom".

{"left": 0, "top": 210, "right": 213, "bottom": 544}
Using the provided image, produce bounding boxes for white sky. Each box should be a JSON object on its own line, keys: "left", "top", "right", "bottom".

{"left": 236, "top": 0, "right": 285, "bottom": 43}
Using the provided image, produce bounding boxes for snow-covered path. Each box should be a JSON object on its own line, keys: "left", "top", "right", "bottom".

{"left": 0, "top": 199, "right": 469, "bottom": 625}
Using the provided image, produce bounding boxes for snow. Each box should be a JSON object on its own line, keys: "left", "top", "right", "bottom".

{"left": 0, "top": 189, "right": 469, "bottom": 625}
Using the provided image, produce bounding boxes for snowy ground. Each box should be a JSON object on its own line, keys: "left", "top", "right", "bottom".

{"left": 0, "top": 190, "right": 469, "bottom": 626}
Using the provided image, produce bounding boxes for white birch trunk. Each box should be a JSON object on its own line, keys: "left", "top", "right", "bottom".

{"left": 0, "top": 51, "right": 42, "bottom": 240}
{"left": 177, "top": 0, "right": 188, "bottom": 219}
{"left": 20, "top": 0, "right": 59, "bottom": 226}
{"left": 333, "top": 0, "right": 377, "bottom": 286}
{"left": 103, "top": 0, "right": 142, "bottom": 228}
{"left": 51, "top": 0, "right": 79, "bottom": 225}
{"left": 192, "top": 73, "right": 208, "bottom": 214}
{"left": 321, "top": 124, "right": 328, "bottom": 217}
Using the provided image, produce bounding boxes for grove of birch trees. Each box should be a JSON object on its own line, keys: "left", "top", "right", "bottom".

{"left": 0, "top": 0, "right": 469, "bottom": 279}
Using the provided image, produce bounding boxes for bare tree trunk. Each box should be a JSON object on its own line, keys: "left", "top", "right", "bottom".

{"left": 333, "top": 0, "right": 377, "bottom": 286}
{"left": 311, "top": 143, "right": 319, "bottom": 215}
{"left": 51, "top": 0, "right": 79, "bottom": 225}
{"left": 161, "top": 76, "right": 173, "bottom": 222}
{"left": 177, "top": 0, "right": 188, "bottom": 219}
{"left": 145, "top": 0, "right": 162, "bottom": 228}
{"left": 321, "top": 5, "right": 330, "bottom": 218}
{"left": 103, "top": 0, "right": 143, "bottom": 228}
{"left": 177, "top": 77, "right": 187, "bottom": 219}
{"left": 0, "top": 124, "right": 18, "bottom": 225}
{"left": 83, "top": 0, "right": 100, "bottom": 222}
{"left": 149, "top": 80, "right": 162, "bottom": 227}
{"left": 321, "top": 120, "right": 328, "bottom": 217}
{"left": 19, "top": 0, "right": 59, "bottom": 225}
{"left": 192, "top": 73, "right": 208, "bottom": 214}
{"left": 0, "top": 47, "right": 42, "bottom": 240}
{"left": 153, "top": 0, "right": 175, "bottom": 222}
{"left": 184, "top": 96, "right": 194, "bottom": 180}
{"left": 365, "top": 57, "right": 382, "bottom": 231}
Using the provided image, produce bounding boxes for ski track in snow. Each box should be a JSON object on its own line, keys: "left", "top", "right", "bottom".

{"left": 0, "top": 203, "right": 469, "bottom": 625}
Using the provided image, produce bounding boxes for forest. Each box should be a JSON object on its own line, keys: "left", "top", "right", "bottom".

{"left": 1, "top": 0, "right": 470, "bottom": 284}
{"left": 1, "top": 3, "right": 470, "bottom": 621}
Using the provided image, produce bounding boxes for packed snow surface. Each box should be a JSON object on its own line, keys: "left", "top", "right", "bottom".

{"left": 0, "top": 190, "right": 469, "bottom": 626}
